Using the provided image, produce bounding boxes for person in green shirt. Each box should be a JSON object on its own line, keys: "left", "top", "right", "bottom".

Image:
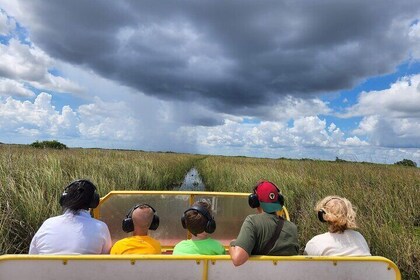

{"left": 229, "top": 181, "right": 299, "bottom": 266}
{"left": 173, "top": 201, "right": 225, "bottom": 255}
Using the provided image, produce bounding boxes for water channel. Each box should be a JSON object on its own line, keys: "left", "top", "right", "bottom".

{"left": 177, "top": 167, "right": 206, "bottom": 191}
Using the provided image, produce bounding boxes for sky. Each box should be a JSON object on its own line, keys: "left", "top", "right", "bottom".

{"left": 0, "top": 1, "right": 420, "bottom": 165}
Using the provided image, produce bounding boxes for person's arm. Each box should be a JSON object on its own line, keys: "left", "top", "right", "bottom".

{"left": 229, "top": 216, "right": 255, "bottom": 266}
{"left": 229, "top": 244, "right": 249, "bottom": 266}
{"left": 101, "top": 225, "right": 112, "bottom": 254}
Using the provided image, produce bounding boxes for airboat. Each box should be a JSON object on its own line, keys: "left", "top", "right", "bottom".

{"left": 0, "top": 191, "right": 400, "bottom": 280}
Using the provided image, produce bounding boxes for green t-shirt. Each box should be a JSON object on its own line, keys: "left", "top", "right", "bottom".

{"left": 173, "top": 238, "right": 226, "bottom": 255}
{"left": 232, "top": 212, "right": 299, "bottom": 256}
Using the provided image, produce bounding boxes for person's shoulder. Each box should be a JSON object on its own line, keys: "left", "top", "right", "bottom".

{"left": 42, "top": 214, "right": 65, "bottom": 224}
{"left": 307, "top": 232, "right": 330, "bottom": 243}
{"left": 174, "top": 239, "right": 190, "bottom": 247}
{"left": 345, "top": 229, "right": 367, "bottom": 239}
{"left": 91, "top": 217, "right": 109, "bottom": 228}
{"left": 208, "top": 237, "right": 223, "bottom": 245}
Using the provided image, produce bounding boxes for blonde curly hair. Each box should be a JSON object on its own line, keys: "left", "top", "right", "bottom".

{"left": 315, "top": 196, "right": 357, "bottom": 233}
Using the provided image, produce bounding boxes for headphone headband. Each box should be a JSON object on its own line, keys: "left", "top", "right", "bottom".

{"left": 183, "top": 205, "right": 212, "bottom": 222}
{"left": 126, "top": 204, "right": 156, "bottom": 217}
{"left": 249, "top": 180, "right": 284, "bottom": 210}
{"left": 181, "top": 204, "right": 216, "bottom": 235}
{"left": 59, "top": 179, "right": 99, "bottom": 209}
{"left": 122, "top": 203, "right": 160, "bottom": 232}
{"left": 317, "top": 196, "right": 341, "bottom": 223}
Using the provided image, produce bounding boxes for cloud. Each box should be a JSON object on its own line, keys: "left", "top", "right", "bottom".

{"left": 0, "top": 92, "right": 78, "bottom": 136}
{"left": 3, "top": 0, "right": 419, "bottom": 118}
{"left": 182, "top": 115, "right": 367, "bottom": 151}
{"left": 0, "top": 9, "right": 15, "bottom": 35}
{"left": 0, "top": 38, "right": 83, "bottom": 94}
{"left": 0, "top": 78, "right": 34, "bottom": 97}
{"left": 347, "top": 74, "right": 420, "bottom": 147}
{"left": 346, "top": 74, "right": 420, "bottom": 118}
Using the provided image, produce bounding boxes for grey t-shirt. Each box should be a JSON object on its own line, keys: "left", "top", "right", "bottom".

{"left": 232, "top": 212, "right": 299, "bottom": 256}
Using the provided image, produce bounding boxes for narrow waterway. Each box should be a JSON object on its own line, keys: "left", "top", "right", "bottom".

{"left": 178, "top": 167, "right": 205, "bottom": 191}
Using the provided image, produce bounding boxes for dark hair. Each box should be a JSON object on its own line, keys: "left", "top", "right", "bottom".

{"left": 184, "top": 201, "right": 211, "bottom": 236}
{"left": 60, "top": 179, "right": 97, "bottom": 214}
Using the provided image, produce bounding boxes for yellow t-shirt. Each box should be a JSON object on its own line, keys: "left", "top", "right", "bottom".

{"left": 110, "top": 235, "right": 161, "bottom": 255}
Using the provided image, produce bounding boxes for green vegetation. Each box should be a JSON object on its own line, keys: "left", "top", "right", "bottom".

{"left": 0, "top": 145, "right": 418, "bottom": 278}
{"left": 394, "top": 158, "right": 417, "bottom": 167}
{"left": 30, "top": 140, "right": 68, "bottom": 149}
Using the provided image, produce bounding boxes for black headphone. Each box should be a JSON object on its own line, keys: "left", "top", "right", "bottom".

{"left": 181, "top": 205, "right": 216, "bottom": 235}
{"left": 59, "top": 179, "right": 100, "bottom": 209}
{"left": 122, "top": 204, "right": 160, "bottom": 233}
{"left": 317, "top": 197, "right": 340, "bottom": 223}
{"left": 248, "top": 181, "right": 284, "bottom": 209}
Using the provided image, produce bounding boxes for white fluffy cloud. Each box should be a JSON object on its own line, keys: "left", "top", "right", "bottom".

{"left": 0, "top": 78, "right": 34, "bottom": 97}
{"left": 0, "top": 92, "right": 78, "bottom": 136}
{"left": 183, "top": 115, "right": 367, "bottom": 151}
{"left": 348, "top": 74, "right": 420, "bottom": 147}
{"left": 78, "top": 97, "right": 136, "bottom": 140}
{"left": 0, "top": 92, "right": 138, "bottom": 141}
{"left": 0, "top": 39, "right": 82, "bottom": 94}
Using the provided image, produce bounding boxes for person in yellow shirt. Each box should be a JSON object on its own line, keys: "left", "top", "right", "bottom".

{"left": 110, "top": 204, "right": 161, "bottom": 254}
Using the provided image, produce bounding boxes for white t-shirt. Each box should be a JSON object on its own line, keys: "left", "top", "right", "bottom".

{"left": 29, "top": 210, "right": 112, "bottom": 254}
{"left": 304, "top": 229, "right": 371, "bottom": 256}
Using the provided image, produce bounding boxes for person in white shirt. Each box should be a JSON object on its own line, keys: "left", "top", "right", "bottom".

{"left": 29, "top": 179, "right": 112, "bottom": 254}
{"left": 304, "top": 195, "right": 371, "bottom": 256}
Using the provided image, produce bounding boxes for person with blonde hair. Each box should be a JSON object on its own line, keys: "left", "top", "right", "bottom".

{"left": 304, "top": 195, "right": 371, "bottom": 256}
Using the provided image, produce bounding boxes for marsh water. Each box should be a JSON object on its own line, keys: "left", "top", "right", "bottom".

{"left": 178, "top": 167, "right": 205, "bottom": 191}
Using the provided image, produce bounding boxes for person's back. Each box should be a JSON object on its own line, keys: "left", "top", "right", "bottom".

{"left": 305, "top": 229, "right": 370, "bottom": 256}
{"left": 304, "top": 195, "right": 371, "bottom": 256}
{"left": 229, "top": 181, "right": 298, "bottom": 266}
{"left": 110, "top": 204, "right": 161, "bottom": 255}
{"left": 29, "top": 179, "right": 112, "bottom": 255}
{"left": 173, "top": 201, "right": 225, "bottom": 255}
{"left": 239, "top": 212, "right": 298, "bottom": 256}
{"left": 30, "top": 210, "right": 111, "bottom": 254}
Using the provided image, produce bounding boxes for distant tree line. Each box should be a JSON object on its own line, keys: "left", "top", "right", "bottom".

{"left": 30, "top": 140, "right": 68, "bottom": 150}
{"left": 394, "top": 159, "right": 417, "bottom": 167}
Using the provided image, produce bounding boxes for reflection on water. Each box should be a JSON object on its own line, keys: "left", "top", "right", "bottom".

{"left": 178, "top": 167, "right": 205, "bottom": 191}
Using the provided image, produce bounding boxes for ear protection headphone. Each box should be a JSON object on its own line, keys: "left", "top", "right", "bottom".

{"left": 181, "top": 205, "right": 216, "bottom": 234}
{"left": 248, "top": 181, "right": 284, "bottom": 209}
{"left": 122, "top": 204, "right": 160, "bottom": 233}
{"left": 317, "top": 197, "right": 340, "bottom": 223}
{"left": 59, "top": 179, "right": 100, "bottom": 209}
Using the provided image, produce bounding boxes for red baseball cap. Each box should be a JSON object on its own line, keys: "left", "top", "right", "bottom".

{"left": 256, "top": 181, "right": 282, "bottom": 213}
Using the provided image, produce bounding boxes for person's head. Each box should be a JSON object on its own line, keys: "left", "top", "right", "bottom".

{"left": 181, "top": 201, "right": 216, "bottom": 236}
{"left": 59, "top": 179, "right": 100, "bottom": 214}
{"left": 316, "top": 195, "right": 357, "bottom": 233}
{"left": 122, "top": 204, "right": 160, "bottom": 234}
{"left": 248, "top": 180, "right": 284, "bottom": 213}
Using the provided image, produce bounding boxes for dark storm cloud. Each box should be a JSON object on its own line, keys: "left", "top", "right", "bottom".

{"left": 10, "top": 0, "right": 420, "bottom": 123}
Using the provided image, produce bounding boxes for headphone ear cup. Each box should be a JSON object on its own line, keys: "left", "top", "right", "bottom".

{"left": 122, "top": 217, "right": 134, "bottom": 233}
{"left": 318, "top": 209, "right": 327, "bottom": 223}
{"left": 205, "top": 219, "right": 216, "bottom": 234}
{"left": 181, "top": 214, "right": 187, "bottom": 229}
{"left": 89, "top": 191, "right": 100, "bottom": 209}
{"left": 59, "top": 193, "right": 66, "bottom": 207}
{"left": 149, "top": 214, "right": 160, "bottom": 231}
{"left": 278, "top": 193, "right": 285, "bottom": 207}
{"left": 248, "top": 193, "right": 260, "bottom": 208}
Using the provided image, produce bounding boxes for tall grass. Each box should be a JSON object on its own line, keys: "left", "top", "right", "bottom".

{"left": 0, "top": 145, "right": 202, "bottom": 253}
{"left": 197, "top": 156, "right": 420, "bottom": 279}
{"left": 0, "top": 145, "right": 419, "bottom": 278}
